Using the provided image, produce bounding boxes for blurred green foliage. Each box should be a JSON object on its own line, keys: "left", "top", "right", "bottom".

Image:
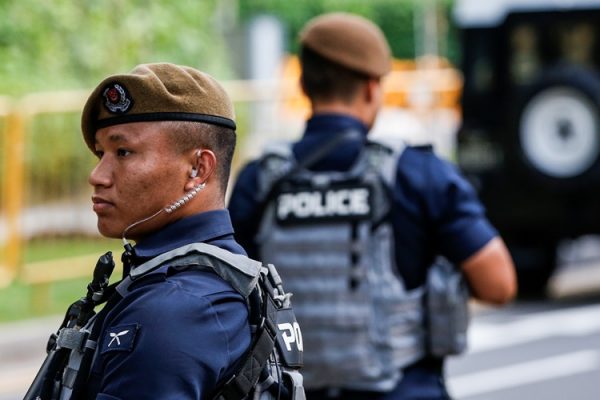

{"left": 239, "top": 0, "right": 458, "bottom": 62}
{"left": 23, "top": 236, "right": 118, "bottom": 263}
{"left": 0, "top": 278, "right": 88, "bottom": 321}
{"left": 0, "top": 237, "right": 120, "bottom": 322}
{"left": 25, "top": 112, "right": 96, "bottom": 203}
{"left": 0, "top": 0, "right": 232, "bottom": 95}
{"left": 0, "top": 0, "right": 458, "bottom": 94}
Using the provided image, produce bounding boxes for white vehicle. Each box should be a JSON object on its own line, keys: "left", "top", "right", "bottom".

{"left": 454, "top": 0, "right": 600, "bottom": 295}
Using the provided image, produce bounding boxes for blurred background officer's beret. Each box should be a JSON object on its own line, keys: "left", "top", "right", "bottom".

{"left": 81, "top": 63, "right": 236, "bottom": 151}
{"left": 299, "top": 12, "right": 391, "bottom": 78}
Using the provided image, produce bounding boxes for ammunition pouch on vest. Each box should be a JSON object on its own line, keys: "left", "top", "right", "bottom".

{"left": 425, "top": 257, "right": 470, "bottom": 357}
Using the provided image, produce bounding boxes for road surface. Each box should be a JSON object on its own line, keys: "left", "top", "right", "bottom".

{"left": 2, "top": 256, "right": 600, "bottom": 399}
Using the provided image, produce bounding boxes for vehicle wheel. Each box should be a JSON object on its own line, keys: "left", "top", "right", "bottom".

{"left": 514, "top": 66, "right": 600, "bottom": 187}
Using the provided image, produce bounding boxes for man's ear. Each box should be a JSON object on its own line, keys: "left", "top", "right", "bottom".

{"left": 365, "top": 78, "right": 381, "bottom": 103}
{"left": 185, "top": 149, "right": 216, "bottom": 191}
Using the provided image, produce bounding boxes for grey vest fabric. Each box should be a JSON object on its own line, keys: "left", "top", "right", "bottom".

{"left": 256, "top": 137, "right": 426, "bottom": 391}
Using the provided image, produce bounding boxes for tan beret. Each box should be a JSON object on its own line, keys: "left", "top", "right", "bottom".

{"left": 81, "top": 63, "right": 235, "bottom": 151}
{"left": 299, "top": 12, "right": 391, "bottom": 78}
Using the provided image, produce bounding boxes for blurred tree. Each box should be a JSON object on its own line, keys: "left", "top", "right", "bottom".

{"left": 0, "top": 0, "right": 231, "bottom": 95}
{"left": 238, "top": 0, "right": 458, "bottom": 62}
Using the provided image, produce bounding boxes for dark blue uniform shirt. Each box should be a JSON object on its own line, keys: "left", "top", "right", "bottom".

{"left": 228, "top": 114, "right": 498, "bottom": 399}
{"left": 86, "top": 210, "right": 251, "bottom": 400}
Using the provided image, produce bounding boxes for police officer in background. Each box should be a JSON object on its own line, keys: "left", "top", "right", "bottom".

{"left": 228, "top": 12, "right": 517, "bottom": 400}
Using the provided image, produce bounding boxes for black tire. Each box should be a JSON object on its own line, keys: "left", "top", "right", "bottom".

{"left": 511, "top": 65, "right": 600, "bottom": 189}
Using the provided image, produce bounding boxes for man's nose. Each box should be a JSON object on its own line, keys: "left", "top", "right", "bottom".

{"left": 88, "top": 158, "right": 112, "bottom": 188}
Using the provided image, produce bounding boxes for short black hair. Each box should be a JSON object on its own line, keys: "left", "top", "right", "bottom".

{"left": 164, "top": 121, "right": 236, "bottom": 195}
{"left": 300, "top": 45, "right": 370, "bottom": 103}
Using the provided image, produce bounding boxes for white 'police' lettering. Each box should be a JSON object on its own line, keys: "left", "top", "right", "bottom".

{"left": 277, "top": 187, "right": 370, "bottom": 221}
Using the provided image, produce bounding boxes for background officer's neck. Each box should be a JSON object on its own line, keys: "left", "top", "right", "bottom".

{"left": 311, "top": 100, "right": 377, "bottom": 129}
{"left": 310, "top": 81, "right": 380, "bottom": 129}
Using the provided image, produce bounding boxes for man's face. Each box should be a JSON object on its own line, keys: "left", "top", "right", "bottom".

{"left": 89, "top": 122, "right": 189, "bottom": 239}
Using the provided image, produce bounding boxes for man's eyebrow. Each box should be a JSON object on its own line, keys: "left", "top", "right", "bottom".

{"left": 108, "top": 133, "right": 129, "bottom": 143}
{"left": 93, "top": 132, "right": 134, "bottom": 149}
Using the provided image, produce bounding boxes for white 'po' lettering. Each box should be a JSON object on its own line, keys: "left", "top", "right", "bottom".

{"left": 278, "top": 322, "right": 303, "bottom": 352}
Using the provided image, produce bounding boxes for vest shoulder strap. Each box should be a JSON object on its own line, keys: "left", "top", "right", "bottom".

{"left": 257, "top": 141, "right": 296, "bottom": 200}
{"left": 364, "top": 135, "right": 406, "bottom": 187}
{"left": 258, "top": 129, "right": 365, "bottom": 201}
{"left": 259, "top": 134, "right": 406, "bottom": 191}
{"left": 116, "top": 243, "right": 263, "bottom": 299}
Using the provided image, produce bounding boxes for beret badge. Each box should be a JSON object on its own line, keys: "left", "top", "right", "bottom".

{"left": 102, "top": 82, "right": 133, "bottom": 114}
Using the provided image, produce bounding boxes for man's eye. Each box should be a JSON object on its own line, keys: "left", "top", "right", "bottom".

{"left": 94, "top": 150, "right": 104, "bottom": 159}
{"left": 117, "top": 149, "right": 132, "bottom": 157}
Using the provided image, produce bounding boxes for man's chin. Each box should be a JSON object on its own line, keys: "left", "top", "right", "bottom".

{"left": 96, "top": 222, "right": 123, "bottom": 239}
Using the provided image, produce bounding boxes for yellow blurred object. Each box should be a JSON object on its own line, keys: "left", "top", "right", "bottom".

{"left": 3, "top": 111, "right": 25, "bottom": 287}
{"left": 0, "top": 91, "right": 89, "bottom": 289}
{"left": 279, "top": 56, "right": 311, "bottom": 118}
{"left": 279, "top": 54, "right": 463, "bottom": 115}
{"left": 0, "top": 97, "right": 16, "bottom": 288}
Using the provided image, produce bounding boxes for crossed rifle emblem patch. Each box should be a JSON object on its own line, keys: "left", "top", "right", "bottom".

{"left": 108, "top": 330, "right": 130, "bottom": 347}
{"left": 101, "top": 323, "right": 139, "bottom": 354}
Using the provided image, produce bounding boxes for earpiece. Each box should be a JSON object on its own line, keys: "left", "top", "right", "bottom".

{"left": 190, "top": 149, "right": 202, "bottom": 178}
{"left": 164, "top": 182, "right": 206, "bottom": 213}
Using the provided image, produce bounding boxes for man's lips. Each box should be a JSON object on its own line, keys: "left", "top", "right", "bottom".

{"left": 92, "top": 196, "right": 115, "bottom": 213}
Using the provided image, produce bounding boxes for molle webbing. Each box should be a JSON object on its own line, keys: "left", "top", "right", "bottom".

{"left": 257, "top": 137, "right": 426, "bottom": 391}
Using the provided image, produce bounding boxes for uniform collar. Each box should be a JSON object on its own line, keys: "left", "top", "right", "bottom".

{"left": 133, "top": 209, "right": 237, "bottom": 259}
{"left": 304, "top": 113, "right": 369, "bottom": 138}
{"left": 295, "top": 113, "right": 369, "bottom": 171}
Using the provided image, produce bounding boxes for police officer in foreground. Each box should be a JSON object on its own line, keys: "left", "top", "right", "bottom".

{"left": 228, "top": 13, "right": 517, "bottom": 400}
{"left": 25, "top": 63, "right": 304, "bottom": 400}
